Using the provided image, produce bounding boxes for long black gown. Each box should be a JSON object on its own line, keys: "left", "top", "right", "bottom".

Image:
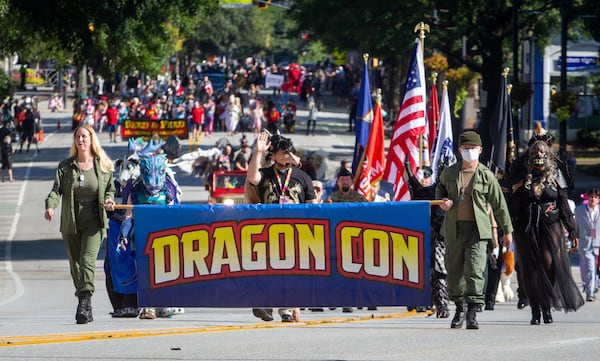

{"left": 510, "top": 169, "right": 584, "bottom": 312}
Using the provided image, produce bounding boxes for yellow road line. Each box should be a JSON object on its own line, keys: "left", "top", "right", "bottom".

{"left": 0, "top": 311, "right": 426, "bottom": 347}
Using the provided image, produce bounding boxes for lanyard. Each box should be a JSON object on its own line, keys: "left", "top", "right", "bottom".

{"left": 275, "top": 167, "right": 292, "bottom": 196}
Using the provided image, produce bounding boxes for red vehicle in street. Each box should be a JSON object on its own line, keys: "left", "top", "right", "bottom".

{"left": 206, "top": 169, "right": 247, "bottom": 205}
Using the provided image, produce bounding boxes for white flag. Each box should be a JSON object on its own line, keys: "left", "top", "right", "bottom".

{"left": 430, "top": 84, "right": 456, "bottom": 181}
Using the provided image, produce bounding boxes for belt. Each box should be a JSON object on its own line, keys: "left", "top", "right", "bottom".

{"left": 76, "top": 199, "right": 98, "bottom": 204}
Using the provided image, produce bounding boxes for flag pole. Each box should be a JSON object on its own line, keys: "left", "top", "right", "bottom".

{"left": 507, "top": 82, "right": 516, "bottom": 167}
{"left": 114, "top": 204, "right": 134, "bottom": 210}
{"left": 432, "top": 71, "right": 438, "bottom": 131}
{"left": 413, "top": 22, "right": 430, "bottom": 58}
{"left": 414, "top": 22, "right": 430, "bottom": 167}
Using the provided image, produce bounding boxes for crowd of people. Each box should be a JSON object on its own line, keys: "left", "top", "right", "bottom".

{"left": 3, "top": 58, "right": 590, "bottom": 328}
{"left": 34, "top": 117, "right": 598, "bottom": 326}
{"left": 61, "top": 59, "right": 367, "bottom": 145}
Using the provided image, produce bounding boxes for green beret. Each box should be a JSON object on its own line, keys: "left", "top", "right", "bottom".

{"left": 459, "top": 130, "right": 482, "bottom": 146}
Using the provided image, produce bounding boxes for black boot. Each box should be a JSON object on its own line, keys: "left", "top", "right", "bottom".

{"left": 530, "top": 305, "right": 541, "bottom": 325}
{"left": 450, "top": 302, "right": 465, "bottom": 329}
{"left": 76, "top": 291, "right": 93, "bottom": 324}
{"left": 466, "top": 303, "right": 479, "bottom": 329}
{"left": 542, "top": 308, "right": 553, "bottom": 324}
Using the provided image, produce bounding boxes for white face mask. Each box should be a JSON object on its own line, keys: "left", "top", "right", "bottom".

{"left": 460, "top": 148, "right": 480, "bottom": 162}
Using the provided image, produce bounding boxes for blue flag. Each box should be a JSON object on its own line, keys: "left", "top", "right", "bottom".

{"left": 352, "top": 57, "right": 373, "bottom": 178}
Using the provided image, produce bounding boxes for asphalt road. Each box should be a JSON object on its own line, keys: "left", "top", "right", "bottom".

{"left": 0, "top": 92, "right": 599, "bottom": 360}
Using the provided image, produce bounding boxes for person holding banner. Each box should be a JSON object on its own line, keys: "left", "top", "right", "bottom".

{"left": 247, "top": 131, "right": 317, "bottom": 322}
{"left": 436, "top": 130, "right": 513, "bottom": 330}
{"left": 44, "top": 125, "right": 116, "bottom": 324}
{"left": 406, "top": 164, "right": 450, "bottom": 318}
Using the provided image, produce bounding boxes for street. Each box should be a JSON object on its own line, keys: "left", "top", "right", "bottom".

{"left": 0, "top": 93, "right": 599, "bottom": 360}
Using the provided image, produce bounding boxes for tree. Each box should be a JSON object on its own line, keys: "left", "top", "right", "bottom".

{"left": 0, "top": 1, "right": 217, "bottom": 77}
{"left": 581, "top": 0, "right": 600, "bottom": 41}
{"left": 291, "top": 1, "right": 427, "bottom": 111}
{"left": 289, "top": 1, "right": 573, "bottom": 141}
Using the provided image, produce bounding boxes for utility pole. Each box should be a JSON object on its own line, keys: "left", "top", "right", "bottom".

{"left": 559, "top": 0, "right": 569, "bottom": 159}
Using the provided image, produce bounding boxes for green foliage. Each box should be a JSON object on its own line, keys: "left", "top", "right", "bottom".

{"left": 510, "top": 82, "right": 533, "bottom": 109}
{"left": 550, "top": 90, "right": 579, "bottom": 122}
{"left": 298, "top": 41, "right": 330, "bottom": 64}
{"left": 0, "top": 69, "right": 14, "bottom": 99}
{"left": 0, "top": 0, "right": 218, "bottom": 77}
{"left": 578, "top": 128, "right": 600, "bottom": 148}
{"left": 590, "top": 75, "right": 600, "bottom": 97}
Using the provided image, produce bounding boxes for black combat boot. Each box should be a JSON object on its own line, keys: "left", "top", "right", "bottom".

{"left": 530, "top": 305, "right": 541, "bottom": 325}
{"left": 76, "top": 291, "right": 93, "bottom": 324}
{"left": 466, "top": 303, "right": 479, "bottom": 329}
{"left": 450, "top": 301, "right": 465, "bottom": 329}
{"left": 541, "top": 308, "right": 553, "bottom": 324}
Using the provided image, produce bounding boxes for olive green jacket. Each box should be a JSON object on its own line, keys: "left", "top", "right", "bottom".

{"left": 45, "top": 157, "right": 115, "bottom": 235}
{"left": 435, "top": 162, "right": 513, "bottom": 241}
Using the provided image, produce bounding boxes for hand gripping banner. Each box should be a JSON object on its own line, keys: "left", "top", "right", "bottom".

{"left": 133, "top": 201, "right": 431, "bottom": 308}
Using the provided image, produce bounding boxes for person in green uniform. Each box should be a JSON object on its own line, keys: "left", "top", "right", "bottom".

{"left": 327, "top": 168, "right": 368, "bottom": 203}
{"left": 44, "top": 124, "right": 115, "bottom": 324}
{"left": 436, "top": 130, "right": 513, "bottom": 330}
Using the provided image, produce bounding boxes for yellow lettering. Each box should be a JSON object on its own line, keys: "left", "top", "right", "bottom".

{"left": 211, "top": 226, "right": 241, "bottom": 274}
{"left": 241, "top": 224, "right": 266, "bottom": 271}
{"left": 180, "top": 230, "right": 210, "bottom": 278}
{"left": 296, "top": 224, "right": 326, "bottom": 270}
{"left": 340, "top": 226, "right": 362, "bottom": 273}
{"left": 391, "top": 233, "right": 419, "bottom": 283}
{"left": 269, "top": 224, "right": 295, "bottom": 269}
{"left": 363, "top": 229, "right": 389, "bottom": 277}
{"left": 152, "top": 235, "right": 180, "bottom": 284}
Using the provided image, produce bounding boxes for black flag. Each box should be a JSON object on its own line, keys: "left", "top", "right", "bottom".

{"left": 488, "top": 71, "right": 514, "bottom": 175}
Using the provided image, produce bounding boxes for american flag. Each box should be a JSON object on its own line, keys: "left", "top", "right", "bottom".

{"left": 382, "top": 38, "right": 427, "bottom": 201}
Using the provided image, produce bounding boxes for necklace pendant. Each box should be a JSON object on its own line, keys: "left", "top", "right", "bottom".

{"left": 78, "top": 174, "right": 84, "bottom": 187}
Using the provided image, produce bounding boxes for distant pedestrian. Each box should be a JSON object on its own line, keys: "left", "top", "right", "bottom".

{"left": 1, "top": 135, "right": 14, "bottom": 182}
{"left": 306, "top": 95, "right": 318, "bottom": 135}
{"left": 574, "top": 188, "right": 600, "bottom": 302}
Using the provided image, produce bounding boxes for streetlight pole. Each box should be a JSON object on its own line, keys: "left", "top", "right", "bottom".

{"left": 512, "top": 0, "right": 520, "bottom": 153}
{"left": 559, "top": 0, "right": 569, "bottom": 159}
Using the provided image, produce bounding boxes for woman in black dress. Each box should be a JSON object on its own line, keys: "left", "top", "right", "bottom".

{"left": 510, "top": 139, "right": 584, "bottom": 325}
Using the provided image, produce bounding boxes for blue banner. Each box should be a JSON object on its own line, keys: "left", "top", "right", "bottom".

{"left": 134, "top": 202, "right": 431, "bottom": 308}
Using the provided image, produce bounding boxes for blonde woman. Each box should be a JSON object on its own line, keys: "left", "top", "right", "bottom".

{"left": 45, "top": 125, "right": 115, "bottom": 324}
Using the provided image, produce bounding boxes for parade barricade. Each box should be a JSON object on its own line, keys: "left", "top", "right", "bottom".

{"left": 115, "top": 201, "right": 432, "bottom": 308}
